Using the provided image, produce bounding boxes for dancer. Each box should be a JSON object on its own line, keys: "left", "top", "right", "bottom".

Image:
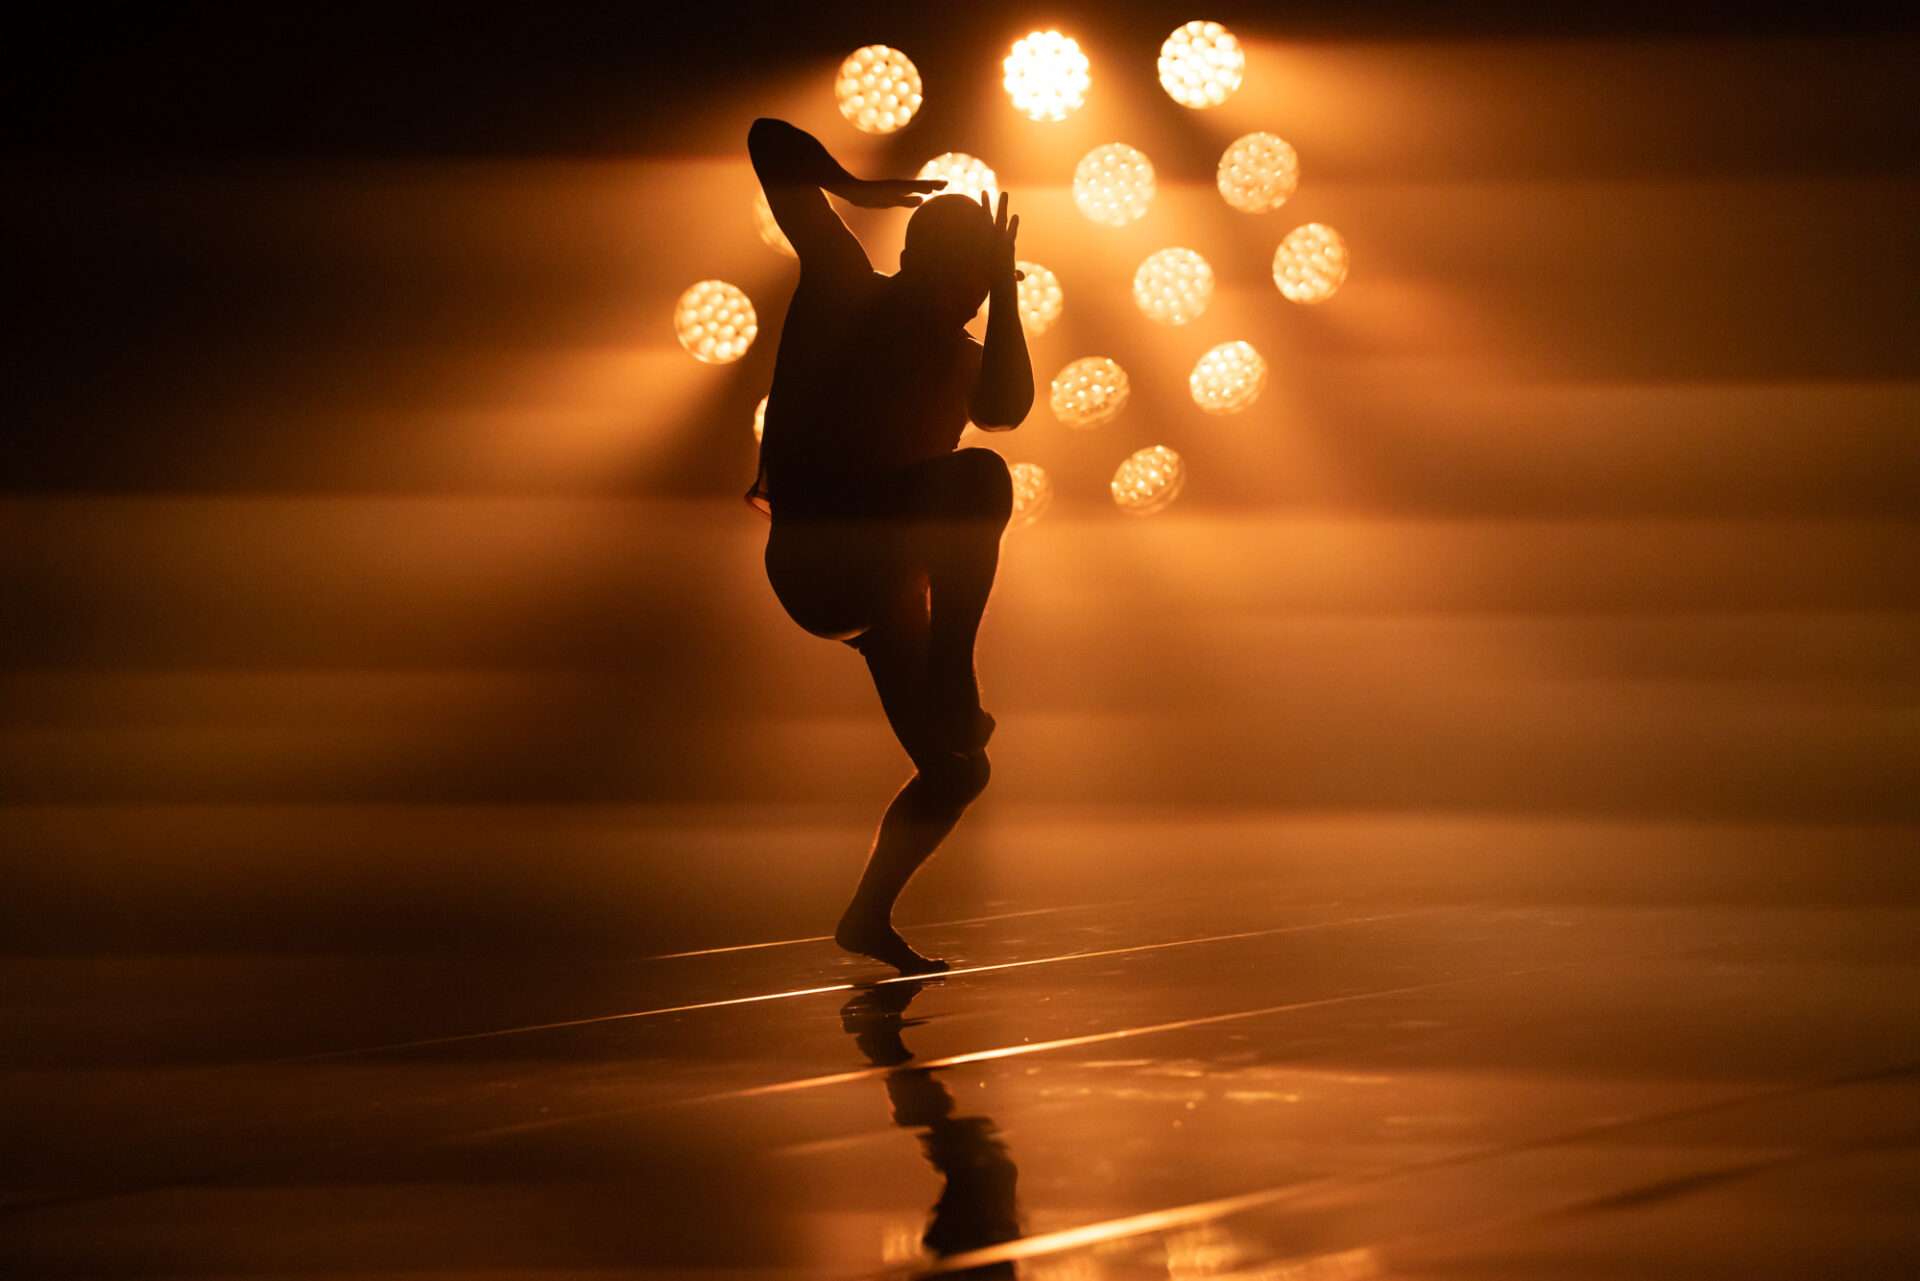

{"left": 746, "top": 118, "right": 1033, "bottom": 974}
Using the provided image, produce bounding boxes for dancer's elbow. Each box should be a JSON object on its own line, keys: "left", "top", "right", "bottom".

{"left": 967, "top": 408, "right": 1027, "bottom": 431}
{"left": 968, "top": 395, "right": 1033, "bottom": 430}
{"left": 748, "top": 118, "right": 803, "bottom": 173}
{"left": 969, "top": 378, "right": 1034, "bottom": 428}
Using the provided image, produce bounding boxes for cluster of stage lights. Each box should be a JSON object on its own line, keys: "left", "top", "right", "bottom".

{"left": 677, "top": 20, "right": 1351, "bottom": 522}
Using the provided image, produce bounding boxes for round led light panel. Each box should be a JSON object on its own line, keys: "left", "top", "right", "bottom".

{"left": 1217, "top": 132, "right": 1298, "bottom": 213}
{"left": 1008, "top": 462, "right": 1053, "bottom": 529}
{"left": 1133, "top": 247, "right": 1215, "bottom": 326}
{"left": 1049, "top": 356, "right": 1130, "bottom": 428}
{"left": 751, "top": 188, "right": 795, "bottom": 258}
{"left": 1016, "top": 260, "right": 1063, "bottom": 335}
{"left": 1159, "top": 21, "right": 1244, "bottom": 108}
{"left": 674, "top": 280, "right": 758, "bottom": 365}
{"left": 1112, "top": 445, "right": 1186, "bottom": 514}
{"left": 835, "top": 45, "right": 923, "bottom": 135}
{"left": 1003, "top": 30, "right": 1090, "bottom": 121}
{"left": 1073, "top": 143, "right": 1155, "bottom": 226}
{"left": 917, "top": 152, "right": 999, "bottom": 204}
{"left": 1272, "top": 223, "right": 1350, "bottom": 303}
{"left": 1189, "top": 341, "right": 1268, "bottom": 414}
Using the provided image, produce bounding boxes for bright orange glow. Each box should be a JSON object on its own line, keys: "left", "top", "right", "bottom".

{"left": 1272, "top": 222, "right": 1350, "bottom": 303}
{"left": 1112, "top": 445, "right": 1185, "bottom": 513}
{"left": 1072, "top": 143, "right": 1155, "bottom": 226}
{"left": 672, "top": 280, "right": 757, "bottom": 364}
{"left": 1189, "top": 341, "right": 1268, "bottom": 414}
{"left": 751, "top": 188, "right": 795, "bottom": 258}
{"left": 1007, "top": 462, "right": 1053, "bottom": 529}
{"left": 1159, "top": 21, "right": 1245, "bottom": 108}
{"left": 1003, "top": 30, "right": 1090, "bottom": 121}
{"left": 834, "top": 45, "right": 923, "bottom": 135}
{"left": 752, "top": 394, "right": 768, "bottom": 442}
{"left": 1015, "top": 259, "right": 1064, "bottom": 334}
{"left": 1133, "top": 248, "right": 1215, "bottom": 326}
{"left": 1217, "top": 132, "right": 1298, "bottom": 213}
{"left": 916, "top": 151, "right": 999, "bottom": 203}
{"left": 1049, "top": 356, "right": 1130, "bottom": 428}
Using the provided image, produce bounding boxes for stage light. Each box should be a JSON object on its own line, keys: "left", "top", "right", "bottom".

{"left": 751, "top": 189, "right": 795, "bottom": 258}
{"left": 1158, "top": 21, "right": 1244, "bottom": 109}
{"left": 1217, "top": 132, "right": 1298, "bottom": 213}
{"left": 1003, "top": 30, "right": 1090, "bottom": 121}
{"left": 1272, "top": 223, "right": 1350, "bottom": 304}
{"left": 1016, "top": 260, "right": 1063, "bottom": 334}
{"left": 1050, "top": 356, "right": 1130, "bottom": 428}
{"left": 1073, "top": 143, "right": 1155, "bottom": 226}
{"left": 674, "top": 280, "right": 758, "bottom": 364}
{"left": 753, "top": 394, "right": 768, "bottom": 442}
{"left": 1111, "top": 445, "right": 1186, "bottom": 514}
{"left": 835, "top": 45, "right": 923, "bottom": 135}
{"left": 1008, "top": 462, "right": 1053, "bottom": 529}
{"left": 917, "top": 152, "right": 999, "bottom": 204}
{"left": 1132, "top": 247, "right": 1214, "bottom": 326}
{"left": 1189, "top": 340, "right": 1267, "bottom": 414}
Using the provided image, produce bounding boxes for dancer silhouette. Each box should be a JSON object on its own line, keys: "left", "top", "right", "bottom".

{"left": 747, "top": 118, "right": 1033, "bottom": 975}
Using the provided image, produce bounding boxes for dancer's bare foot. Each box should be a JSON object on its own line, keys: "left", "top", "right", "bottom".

{"left": 836, "top": 912, "right": 950, "bottom": 975}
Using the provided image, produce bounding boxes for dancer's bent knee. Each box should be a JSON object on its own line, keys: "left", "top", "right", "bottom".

{"left": 945, "top": 448, "right": 1014, "bottom": 525}
{"left": 915, "top": 749, "right": 991, "bottom": 812}
{"left": 896, "top": 448, "right": 1012, "bottom": 528}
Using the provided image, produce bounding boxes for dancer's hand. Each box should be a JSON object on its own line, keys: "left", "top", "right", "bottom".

{"left": 841, "top": 177, "right": 948, "bottom": 208}
{"left": 980, "top": 191, "right": 1024, "bottom": 284}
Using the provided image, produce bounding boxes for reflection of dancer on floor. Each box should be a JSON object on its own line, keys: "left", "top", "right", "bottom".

{"left": 747, "top": 118, "right": 1034, "bottom": 975}
{"left": 841, "top": 982, "right": 1021, "bottom": 1275}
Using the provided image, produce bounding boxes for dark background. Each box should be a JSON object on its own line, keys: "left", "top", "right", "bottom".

{"left": 14, "top": 3, "right": 1916, "bottom": 158}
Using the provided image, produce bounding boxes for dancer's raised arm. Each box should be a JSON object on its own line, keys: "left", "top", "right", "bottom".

{"left": 968, "top": 190, "right": 1034, "bottom": 429}
{"left": 748, "top": 118, "right": 945, "bottom": 279}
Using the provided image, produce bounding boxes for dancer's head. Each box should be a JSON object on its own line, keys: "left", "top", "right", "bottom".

{"left": 899, "top": 193, "right": 997, "bottom": 318}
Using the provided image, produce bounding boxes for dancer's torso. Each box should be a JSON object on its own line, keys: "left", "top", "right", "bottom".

{"left": 756, "top": 270, "right": 974, "bottom": 515}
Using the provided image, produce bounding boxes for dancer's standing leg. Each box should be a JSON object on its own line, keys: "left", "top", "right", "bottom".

{"left": 834, "top": 451, "right": 1012, "bottom": 972}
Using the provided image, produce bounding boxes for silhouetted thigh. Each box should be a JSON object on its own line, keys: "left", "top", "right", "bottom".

{"left": 764, "top": 515, "right": 905, "bottom": 641}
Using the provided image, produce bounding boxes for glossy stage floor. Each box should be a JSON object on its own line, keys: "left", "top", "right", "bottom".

{"left": 8, "top": 812, "right": 1919, "bottom": 1280}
